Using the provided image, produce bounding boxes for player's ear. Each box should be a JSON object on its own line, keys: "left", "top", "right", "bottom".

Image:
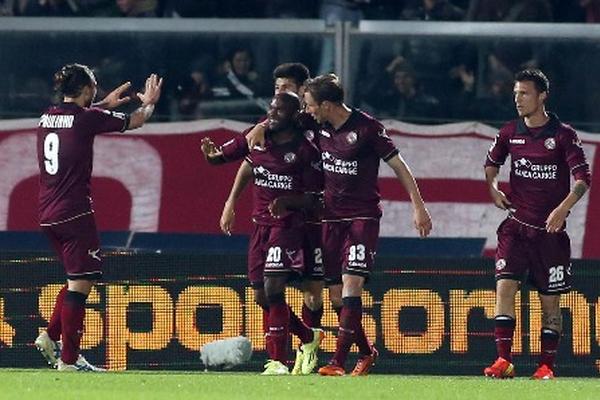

{"left": 539, "top": 91, "right": 548, "bottom": 103}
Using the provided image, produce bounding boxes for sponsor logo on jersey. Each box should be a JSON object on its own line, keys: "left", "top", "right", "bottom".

{"left": 320, "top": 130, "right": 331, "bottom": 138}
{"left": 283, "top": 152, "right": 297, "bottom": 164}
{"left": 544, "top": 138, "right": 556, "bottom": 150}
{"left": 253, "top": 165, "right": 293, "bottom": 190}
{"left": 510, "top": 138, "right": 526, "bottom": 144}
{"left": 513, "top": 157, "right": 558, "bottom": 180}
{"left": 346, "top": 131, "right": 358, "bottom": 145}
{"left": 321, "top": 151, "right": 358, "bottom": 176}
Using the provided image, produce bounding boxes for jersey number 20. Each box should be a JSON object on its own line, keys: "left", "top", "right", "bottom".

{"left": 44, "top": 132, "right": 60, "bottom": 175}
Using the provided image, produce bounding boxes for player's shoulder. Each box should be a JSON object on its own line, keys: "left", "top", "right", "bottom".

{"left": 498, "top": 119, "right": 519, "bottom": 136}
{"left": 552, "top": 114, "right": 577, "bottom": 138}
{"left": 353, "top": 109, "right": 385, "bottom": 133}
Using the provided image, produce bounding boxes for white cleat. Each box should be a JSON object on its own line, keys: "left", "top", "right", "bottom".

{"left": 57, "top": 355, "right": 106, "bottom": 372}
{"left": 261, "top": 360, "right": 289, "bottom": 375}
{"left": 34, "top": 331, "right": 61, "bottom": 368}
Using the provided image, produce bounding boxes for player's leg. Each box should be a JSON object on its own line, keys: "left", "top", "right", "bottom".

{"left": 485, "top": 218, "right": 526, "bottom": 379}
{"left": 262, "top": 274, "right": 291, "bottom": 375}
{"left": 301, "top": 224, "right": 325, "bottom": 328}
{"left": 35, "top": 227, "right": 66, "bottom": 367}
{"left": 533, "top": 293, "right": 561, "bottom": 379}
{"left": 55, "top": 215, "right": 105, "bottom": 372}
{"left": 484, "top": 278, "right": 519, "bottom": 378}
{"left": 531, "top": 230, "right": 571, "bottom": 379}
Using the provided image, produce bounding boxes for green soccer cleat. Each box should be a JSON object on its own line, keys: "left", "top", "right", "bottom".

{"left": 300, "top": 328, "right": 325, "bottom": 375}
{"left": 291, "top": 347, "right": 304, "bottom": 375}
{"left": 262, "top": 360, "right": 290, "bottom": 375}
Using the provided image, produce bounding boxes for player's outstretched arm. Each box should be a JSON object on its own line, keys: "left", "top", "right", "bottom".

{"left": 386, "top": 154, "right": 432, "bottom": 237}
{"left": 484, "top": 166, "right": 513, "bottom": 211}
{"left": 127, "top": 74, "right": 163, "bottom": 130}
{"left": 221, "top": 161, "right": 253, "bottom": 235}
{"left": 92, "top": 81, "right": 132, "bottom": 110}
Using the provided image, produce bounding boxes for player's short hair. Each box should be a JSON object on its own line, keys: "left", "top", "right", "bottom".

{"left": 53, "top": 63, "right": 95, "bottom": 97}
{"left": 304, "top": 74, "right": 344, "bottom": 105}
{"left": 515, "top": 69, "right": 550, "bottom": 94}
{"left": 273, "top": 63, "right": 310, "bottom": 87}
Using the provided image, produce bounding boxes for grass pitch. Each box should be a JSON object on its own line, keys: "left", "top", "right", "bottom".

{"left": 1, "top": 369, "right": 600, "bottom": 400}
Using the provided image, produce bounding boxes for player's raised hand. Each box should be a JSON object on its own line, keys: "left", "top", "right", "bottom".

{"left": 200, "top": 137, "right": 223, "bottom": 160}
{"left": 137, "top": 74, "right": 163, "bottom": 106}
{"left": 246, "top": 121, "right": 267, "bottom": 149}
{"left": 220, "top": 203, "right": 235, "bottom": 236}
{"left": 413, "top": 205, "right": 432, "bottom": 238}
{"left": 93, "top": 81, "right": 131, "bottom": 109}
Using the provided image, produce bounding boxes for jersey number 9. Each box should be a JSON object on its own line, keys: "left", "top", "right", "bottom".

{"left": 44, "top": 132, "right": 60, "bottom": 175}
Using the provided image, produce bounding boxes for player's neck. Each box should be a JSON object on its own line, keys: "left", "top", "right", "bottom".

{"left": 328, "top": 104, "right": 352, "bottom": 130}
{"left": 63, "top": 96, "right": 87, "bottom": 108}
{"left": 524, "top": 109, "right": 549, "bottom": 128}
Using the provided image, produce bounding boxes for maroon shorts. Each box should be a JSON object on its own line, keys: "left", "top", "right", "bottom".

{"left": 303, "top": 222, "right": 324, "bottom": 281}
{"left": 41, "top": 213, "right": 103, "bottom": 280}
{"left": 321, "top": 218, "right": 380, "bottom": 285}
{"left": 495, "top": 217, "right": 572, "bottom": 295}
{"left": 247, "top": 224, "right": 305, "bottom": 288}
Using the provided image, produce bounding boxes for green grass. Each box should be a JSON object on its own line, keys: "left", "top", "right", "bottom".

{"left": 1, "top": 370, "right": 600, "bottom": 400}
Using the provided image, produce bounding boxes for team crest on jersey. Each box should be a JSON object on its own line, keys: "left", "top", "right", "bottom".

{"left": 304, "top": 130, "right": 315, "bottom": 141}
{"left": 544, "top": 138, "right": 556, "bottom": 150}
{"left": 283, "top": 152, "right": 297, "bottom": 164}
{"left": 346, "top": 131, "right": 358, "bottom": 145}
{"left": 495, "top": 259, "right": 506, "bottom": 271}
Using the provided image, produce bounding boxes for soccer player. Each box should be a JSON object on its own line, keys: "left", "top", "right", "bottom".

{"left": 208, "top": 92, "right": 324, "bottom": 375}
{"left": 300, "top": 74, "right": 432, "bottom": 376}
{"left": 34, "top": 63, "right": 162, "bottom": 371}
{"left": 483, "top": 69, "right": 591, "bottom": 380}
{"left": 203, "top": 62, "right": 326, "bottom": 373}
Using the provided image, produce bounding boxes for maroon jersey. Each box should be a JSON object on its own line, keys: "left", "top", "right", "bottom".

{"left": 246, "top": 134, "right": 322, "bottom": 227}
{"left": 485, "top": 113, "right": 591, "bottom": 228}
{"left": 37, "top": 103, "right": 128, "bottom": 224}
{"left": 318, "top": 109, "right": 398, "bottom": 220}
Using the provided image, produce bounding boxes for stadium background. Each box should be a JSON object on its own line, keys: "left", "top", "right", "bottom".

{"left": 1, "top": 2, "right": 600, "bottom": 376}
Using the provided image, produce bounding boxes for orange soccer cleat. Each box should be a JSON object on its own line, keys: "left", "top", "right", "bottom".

{"left": 484, "top": 357, "right": 515, "bottom": 379}
{"left": 318, "top": 364, "right": 345, "bottom": 376}
{"left": 351, "top": 347, "right": 379, "bottom": 376}
{"left": 531, "top": 364, "right": 555, "bottom": 380}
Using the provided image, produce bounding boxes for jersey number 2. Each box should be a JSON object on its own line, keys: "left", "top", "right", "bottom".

{"left": 44, "top": 132, "right": 60, "bottom": 175}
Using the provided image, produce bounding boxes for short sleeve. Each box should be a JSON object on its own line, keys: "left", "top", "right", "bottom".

{"left": 221, "top": 134, "right": 250, "bottom": 162}
{"left": 369, "top": 124, "right": 398, "bottom": 161}
{"left": 485, "top": 127, "right": 510, "bottom": 168}
{"left": 560, "top": 129, "right": 591, "bottom": 186}
{"left": 81, "top": 108, "right": 129, "bottom": 135}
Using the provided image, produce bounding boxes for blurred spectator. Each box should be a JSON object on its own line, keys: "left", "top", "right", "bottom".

{"left": 8, "top": 0, "right": 77, "bottom": 16}
{"left": 579, "top": 0, "right": 600, "bottom": 22}
{"left": 503, "top": 0, "right": 553, "bottom": 22}
{"left": 402, "top": 0, "right": 465, "bottom": 21}
{"left": 211, "top": 47, "right": 267, "bottom": 105}
{"left": 362, "top": 0, "right": 406, "bottom": 19}
{"left": 263, "top": 0, "right": 318, "bottom": 18}
{"left": 362, "top": 57, "right": 440, "bottom": 120}
{"left": 116, "top": 0, "right": 156, "bottom": 17}
{"left": 447, "top": 63, "right": 478, "bottom": 119}
{"left": 171, "top": 70, "right": 211, "bottom": 120}
{"left": 476, "top": 73, "right": 515, "bottom": 122}
{"left": 466, "top": 0, "right": 511, "bottom": 21}
{"left": 161, "top": 0, "right": 218, "bottom": 17}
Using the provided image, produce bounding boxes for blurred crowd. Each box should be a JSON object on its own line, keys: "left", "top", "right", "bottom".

{"left": 2, "top": 0, "right": 600, "bottom": 129}
{"left": 1, "top": 0, "right": 599, "bottom": 22}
